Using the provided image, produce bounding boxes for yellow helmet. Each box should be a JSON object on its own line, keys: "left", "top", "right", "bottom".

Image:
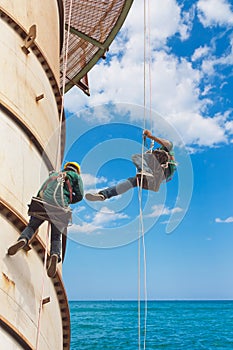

{"left": 64, "top": 161, "right": 81, "bottom": 174}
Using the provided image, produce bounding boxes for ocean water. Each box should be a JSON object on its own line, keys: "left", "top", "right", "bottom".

{"left": 69, "top": 300, "right": 233, "bottom": 350}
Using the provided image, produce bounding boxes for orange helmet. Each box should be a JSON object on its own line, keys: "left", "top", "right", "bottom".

{"left": 64, "top": 161, "right": 81, "bottom": 174}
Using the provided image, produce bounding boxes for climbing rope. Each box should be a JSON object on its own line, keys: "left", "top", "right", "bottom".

{"left": 137, "top": 0, "right": 153, "bottom": 349}
{"left": 56, "top": 0, "right": 74, "bottom": 171}
{"left": 137, "top": 137, "right": 148, "bottom": 350}
{"left": 35, "top": 223, "right": 51, "bottom": 350}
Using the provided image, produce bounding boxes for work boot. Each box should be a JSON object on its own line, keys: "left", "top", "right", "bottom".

{"left": 47, "top": 254, "right": 58, "bottom": 278}
{"left": 7, "top": 238, "right": 27, "bottom": 256}
{"left": 85, "top": 193, "right": 106, "bottom": 201}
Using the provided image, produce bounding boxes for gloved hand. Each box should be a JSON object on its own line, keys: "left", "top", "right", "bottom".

{"left": 143, "top": 129, "right": 152, "bottom": 137}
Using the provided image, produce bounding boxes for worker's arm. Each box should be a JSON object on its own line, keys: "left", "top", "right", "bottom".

{"left": 67, "top": 173, "right": 84, "bottom": 203}
{"left": 143, "top": 129, "right": 172, "bottom": 151}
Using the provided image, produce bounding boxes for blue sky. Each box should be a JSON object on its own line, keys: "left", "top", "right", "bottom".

{"left": 63, "top": 0, "right": 233, "bottom": 300}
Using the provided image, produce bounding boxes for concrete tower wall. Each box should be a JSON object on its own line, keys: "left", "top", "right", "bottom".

{"left": 0, "top": 1, "right": 70, "bottom": 349}
{"left": 0, "top": 0, "right": 60, "bottom": 78}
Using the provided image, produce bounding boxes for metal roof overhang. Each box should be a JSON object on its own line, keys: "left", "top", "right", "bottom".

{"left": 60, "top": 0, "right": 134, "bottom": 94}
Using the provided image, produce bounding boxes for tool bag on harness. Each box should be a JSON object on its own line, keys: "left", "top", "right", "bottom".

{"left": 27, "top": 172, "right": 73, "bottom": 227}
{"left": 27, "top": 197, "right": 72, "bottom": 227}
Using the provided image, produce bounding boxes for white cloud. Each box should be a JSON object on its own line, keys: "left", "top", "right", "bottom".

{"left": 197, "top": 0, "right": 233, "bottom": 27}
{"left": 82, "top": 173, "right": 107, "bottom": 188}
{"left": 146, "top": 204, "right": 183, "bottom": 218}
{"left": 215, "top": 216, "right": 233, "bottom": 223}
{"left": 225, "top": 120, "right": 233, "bottom": 134}
{"left": 179, "top": 6, "right": 196, "bottom": 40}
{"left": 92, "top": 206, "right": 129, "bottom": 225}
{"left": 192, "top": 45, "right": 210, "bottom": 61}
{"left": 73, "top": 205, "right": 86, "bottom": 214}
{"left": 200, "top": 38, "right": 233, "bottom": 76}
{"left": 71, "top": 206, "right": 129, "bottom": 234}
{"left": 71, "top": 222, "right": 99, "bottom": 234}
{"left": 64, "top": 0, "right": 232, "bottom": 149}
{"left": 124, "top": 0, "right": 183, "bottom": 50}
{"left": 65, "top": 0, "right": 193, "bottom": 111}
{"left": 168, "top": 112, "right": 226, "bottom": 146}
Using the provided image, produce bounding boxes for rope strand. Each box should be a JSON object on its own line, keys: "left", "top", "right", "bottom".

{"left": 137, "top": 0, "right": 153, "bottom": 348}
{"left": 35, "top": 223, "right": 51, "bottom": 350}
{"left": 56, "top": 0, "right": 73, "bottom": 171}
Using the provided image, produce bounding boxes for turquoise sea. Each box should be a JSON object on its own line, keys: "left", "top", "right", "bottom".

{"left": 69, "top": 300, "right": 233, "bottom": 350}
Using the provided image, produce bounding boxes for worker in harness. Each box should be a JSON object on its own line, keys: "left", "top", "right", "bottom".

{"left": 8, "top": 161, "right": 84, "bottom": 278}
{"left": 85, "top": 130, "right": 177, "bottom": 201}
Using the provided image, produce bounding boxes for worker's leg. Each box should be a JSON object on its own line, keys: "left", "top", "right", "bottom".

{"left": 47, "top": 223, "right": 62, "bottom": 278}
{"left": 8, "top": 216, "right": 43, "bottom": 255}
{"left": 20, "top": 216, "right": 44, "bottom": 241}
{"left": 50, "top": 223, "right": 62, "bottom": 262}
{"left": 100, "top": 177, "right": 137, "bottom": 199}
{"left": 85, "top": 177, "right": 138, "bottom": 201}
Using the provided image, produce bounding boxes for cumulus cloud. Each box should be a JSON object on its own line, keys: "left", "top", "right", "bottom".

{"left": 123, "top": 0, "right": 183, "bottom": 50}
{"left": 71, "top": 206, "right": 129, "bottom": 234}
{"left": 64, "top": 0, "right": 232, "bottom": 149}
{"left": 215, "top": 216, "right": 233, "bottom": 223}
{"left": 200, "top": 37, "right": 233, "bottom": 76}
{"left": 168, "top": 112, "right": 227, "bottom": 146}
{"left": 225, "top": 120, "right": 233, "bottom": 134}
{"left": 197, "top": 0, "right": 233, "bottom": 27}
{"left": 146, "top": 204, "right": 183, "bottom": 218}
{"left": 82, "top": 173, "right": 107, "bottom": 188}
{"left": 192, "top": 45, "right": 210, "bottom": 61}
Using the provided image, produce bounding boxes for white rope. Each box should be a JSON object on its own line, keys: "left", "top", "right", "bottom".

{"left": 35, "top": 223, "right": 51, "bottom": 350}
{"left": 137, "top": 0, "right": 154, "bottom": 348}
{"left": 137, "top": 140, "right": 148, "bottom": 350}
{"left": 147, "top": 0, "right": 153, "bottom": 132}
{"left": 137, "top": 0, "right": 146, "bottom": 340}
{"left": 56, "top": 0, "right": 74, "bottom": 171}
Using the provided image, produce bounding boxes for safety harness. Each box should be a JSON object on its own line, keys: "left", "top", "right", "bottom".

{"left": 39, "top": 171, "right": 73, "bottom": 205}
{"left": 152, "top": 149, "right": 177, "bottom": 182}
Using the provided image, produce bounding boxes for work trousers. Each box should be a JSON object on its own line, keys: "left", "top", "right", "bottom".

{"left": 19, "top": 216, "right": 63, "bottom": 262}
{"left": 100, "top": 153, "right": 154, "bottom": 199}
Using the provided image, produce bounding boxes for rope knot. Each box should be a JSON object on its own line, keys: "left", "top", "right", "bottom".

{"left": 57, "top": 173, "right": 66, "bottom": 184}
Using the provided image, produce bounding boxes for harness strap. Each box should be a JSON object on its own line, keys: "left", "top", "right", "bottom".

{"left": 40, "top": 172, "right": 73, "bottom": 203}
{"left": 65, "top": 178, "right": 73, "bottom": 203}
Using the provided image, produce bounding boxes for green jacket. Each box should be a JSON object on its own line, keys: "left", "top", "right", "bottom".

{"left": 38, "top": 170, "right": 84, "bottom": 207}
{"left": 158, "top": 144, "right": 176, "bottom": 182}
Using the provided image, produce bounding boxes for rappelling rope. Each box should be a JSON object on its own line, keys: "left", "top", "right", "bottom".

{"left": 56, "top": 0, "right": 74, "bottom": 171}
{"left": 137, "top": 0, "right": 148, "bottom": 345}
{"left": 147, "top": 0, "right": 153, "bottom": 133}
{"left": 35, "top": 223, "right": 51, "bottom": 350}
{"left": 35, "top": 1, "right": 73, "bottom": 348}
{"left": 137, "top": 0, "right": 153, "bottom": 348}
{"left": 138, "top": 140, "right": 148, "bottom": 350}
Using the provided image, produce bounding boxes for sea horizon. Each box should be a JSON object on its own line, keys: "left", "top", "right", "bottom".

{"left": 69, "top": 298, "right": 233, "bottom": 302}
{"left": 69, "top": 300, "right": 233, "bottom": 349}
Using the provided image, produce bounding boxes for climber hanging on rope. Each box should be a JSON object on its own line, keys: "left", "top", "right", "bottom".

{"left": 8, "top": 162, "right": 84, "bottom": 278}
{"left": 85, "top": 130, "right": 177, "bottom": 202}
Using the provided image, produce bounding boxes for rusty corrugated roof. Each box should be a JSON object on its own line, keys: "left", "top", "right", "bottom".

{"left": 61, "top": 0, "right": 133, "bottom": 94}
